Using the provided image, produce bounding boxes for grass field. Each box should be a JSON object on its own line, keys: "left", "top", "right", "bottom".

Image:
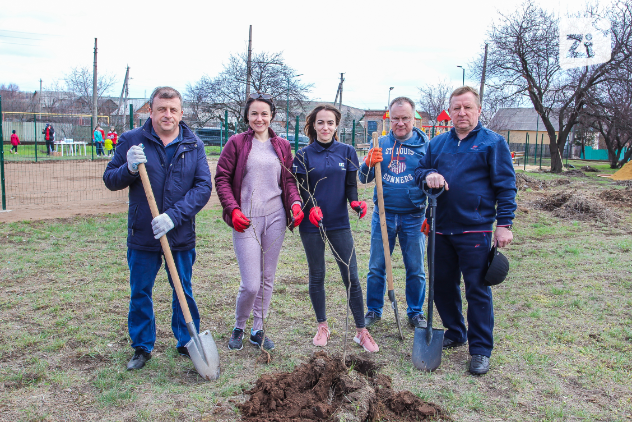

{"left": 0, "top": 171, "right": 631, "bottom": 421}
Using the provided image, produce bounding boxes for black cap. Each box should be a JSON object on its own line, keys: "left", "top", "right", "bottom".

{"left": 484, "top": 246, "right": 509, "bottom": 286}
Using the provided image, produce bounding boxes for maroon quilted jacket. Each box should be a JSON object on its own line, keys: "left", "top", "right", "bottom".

{"left": 215, "top": 127, "right": 301, "bottom": 229}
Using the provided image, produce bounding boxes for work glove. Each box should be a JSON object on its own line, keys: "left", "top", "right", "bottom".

{"left": 349, "top": 200, "right": 367, "bottom": 218}
{"left": 364, "top": 147, "right": 383, "bottom": 168}
{"left": 292, "top": 204, "right": 304, "bottom": 228}
{"left": 231, "top": 209, "right": 251, "bottom": 233}
{"left": 151, "top": 213, "right": 174, "bottom": 239}
{"left": 127, "top": 145, "right": 147, "bottom": 174}
{"left": 421, "top": 219, "right": 430, "bottom": 236}
{"left": 309, "top": 207, "right": 323, "bottom": 227}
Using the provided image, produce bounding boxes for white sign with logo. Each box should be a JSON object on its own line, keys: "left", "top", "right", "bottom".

{"left": 559, "top": 18, "right": 611, "bottom": 69}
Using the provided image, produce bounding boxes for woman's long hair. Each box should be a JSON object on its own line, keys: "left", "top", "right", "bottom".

{"left": 304, "top": 104, "right": 341, "bottom": 144}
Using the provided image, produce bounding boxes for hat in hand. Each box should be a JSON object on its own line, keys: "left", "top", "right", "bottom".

{"left": 484, "top": 246, "right": 509, "bottom": 286}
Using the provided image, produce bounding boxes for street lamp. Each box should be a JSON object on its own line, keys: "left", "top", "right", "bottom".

{"left": 287, "top": 74, "right": 303, "bottom": 140}
{"left": 387, "top": 87, "right": 394, "bottom": 108}
{"left": 457, "top": 65, "right": 465, "bottom": 86}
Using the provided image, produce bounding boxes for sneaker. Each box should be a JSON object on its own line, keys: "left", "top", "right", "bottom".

{"left": 408, "top": 314, "right": 428, "bottom": 328}
{"left": 364, "top": 311, "right": 381, "bottom": 328}
{"left": 228, "top": 328, "right": 244, "bottom": 350}
{"left": 250, "top": 329, "right": 275, "bottom": 350}
{"left": 313, "top": 322, "right": 330, "bottom": 347}
{"left": 126, "top": 348, "right": 151, "bottom": 370}
{"left": 176, "top": 346, "right": 190, "bottom": 358}
{"left": 354, "top": 328, "right": 379, "bottom": 352}
{"left": 469, "top": 355, "right": 490, "bottom": 375}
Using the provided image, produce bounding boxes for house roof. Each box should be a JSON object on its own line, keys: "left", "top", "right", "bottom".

{"left": 437, "top": 110, "right": 451, "bottom": 121}
{"left": 490, "top": 108, "right": 560, "bottom": 131}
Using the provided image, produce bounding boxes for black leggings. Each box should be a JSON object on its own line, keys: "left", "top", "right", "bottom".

{"left": 300, "top": 228, "right": 365, "bottom": 328}
{"left": 11, "top": 145, "right": 17, "bottom": 152}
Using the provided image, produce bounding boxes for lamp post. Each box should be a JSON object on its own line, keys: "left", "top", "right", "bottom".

{"left": 457, "top": 65, "right": 465, "bottom": 86}
{"left": 286, "top": 74, "right": 303, "bottom": 140}
{"left": 387, "top": 87, "right": 394, "bottom": 108}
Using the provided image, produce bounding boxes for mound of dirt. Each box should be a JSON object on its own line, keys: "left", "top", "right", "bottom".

{"left": 535, "top": 191, "right": 619, "bottom": 222}
{"left": 238, "top": 351, "right": 447, "bottom": 422}
{"left": 599, "top": 188, "right": 632, "bottom": 206}
{"left": 515, "top": 173, "right": 571, "bottom": 191}
{"left": 580, "top": 166, "right": 600, "bottom": 172}
{"left": 563, "top": 169, "right": 588, "bottom": 178}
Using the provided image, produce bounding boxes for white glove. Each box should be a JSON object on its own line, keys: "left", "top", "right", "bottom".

{"left": 151, "top": 213, "right": 174, "bottom": 239}
{"left": 127, "top": 145, "right": 147, "bottom": 174}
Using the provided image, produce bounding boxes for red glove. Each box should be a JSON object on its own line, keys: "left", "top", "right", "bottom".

{"left": 421, "top": 218, "right": 430, "bottom": 236}
{"left": 349, "top": 201, "right": 367, "bottom": 218}
{"left": 309, "top": 207, "right": 323, "bottom": 227}
{"left": 231, "top": 209, "right": 251, "bottom": 233}
{"left": 364, "top": 147, "right": 383, "bottom": 168}
{"left": 292, "top": 204, "right": 304, "bottom": 227}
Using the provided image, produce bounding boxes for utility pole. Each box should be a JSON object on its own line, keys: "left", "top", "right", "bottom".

{"left": 118, "top": 66, "right": 130, "bottom": 130}
{"left": 39, "top": 79, "right": 42, "bottom": 119}
{"left": 245, "top": 25, "right": 253, "bottom": 102}
{"left": 479, "top": 43, "right": 489, "bottom": 106}
{"left": 333, "top": 73, "right": 345, "bottom": 109}
{"left": 92, "top": 38, "right": 98, "bottom": 130}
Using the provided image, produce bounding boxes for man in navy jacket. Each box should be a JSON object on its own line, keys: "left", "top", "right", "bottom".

{"left": 103, "top": 87, "right": 212, "bottom": 370}
{"left": 414, "top": 86, "right": 516, "bottom": 375}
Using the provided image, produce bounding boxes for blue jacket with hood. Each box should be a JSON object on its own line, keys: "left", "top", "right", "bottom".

{"left": 359, "top": 126, "right": 429, "bottom": 214}
{"left": 103, "top": 119, "right": 212, "bottom": 252}
{"left": 414, "top": 122, "right": 517, "bottom": 234}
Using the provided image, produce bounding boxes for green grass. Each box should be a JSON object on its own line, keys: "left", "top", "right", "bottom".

{"left": 0, "top": 180, "right": 631, "bottom": 420}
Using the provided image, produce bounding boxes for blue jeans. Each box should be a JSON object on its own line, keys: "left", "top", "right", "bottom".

{"left": 366, "top": 210, "right": 426, "bottom": 319}
{"left": 127, "top": 248, "right": 200, "bottom": 352}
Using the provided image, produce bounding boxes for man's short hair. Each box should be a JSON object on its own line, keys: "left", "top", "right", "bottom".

{"left": 149, "top": 86, "right": 183, "bottom": 109}
{"left": 389, "top": 96, "right": 415, "bottom": 112}
{"left": 449, "top": 86, "right": 481, "bottom": 107}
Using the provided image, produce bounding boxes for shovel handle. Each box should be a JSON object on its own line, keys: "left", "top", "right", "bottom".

{"left": 138, "top": 163, "right": 193, "bottom": 324}
{"left": 372, "top": 133, "right": 394, "bottom": 292}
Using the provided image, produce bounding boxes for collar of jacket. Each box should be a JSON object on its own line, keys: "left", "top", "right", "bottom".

{"left": 140, "top": 119, "right": 198, "bottom": 145}
{"left": 448, "top": 121, "right": 483, "bottom": 142}
{"left": 386, "top": 126, "right": 429, "bottom": 147}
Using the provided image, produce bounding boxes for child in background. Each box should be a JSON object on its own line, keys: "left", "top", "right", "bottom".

{"left": 10, "top": 130, "right": 20, "bottom": 154}
{"left": 108, "top": 127, "right": 118, "bottom": 153}
{"left": 104, "top": 137, "right": 113, "bottom": 156}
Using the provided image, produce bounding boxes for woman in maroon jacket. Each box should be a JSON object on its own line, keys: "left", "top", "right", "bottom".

{"left": 215, "top": 93, "right": 303, "bottom": 352}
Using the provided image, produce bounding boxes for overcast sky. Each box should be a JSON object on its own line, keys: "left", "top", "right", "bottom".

{"left": 2, "top": 0, "right": 579, "bottom": 111}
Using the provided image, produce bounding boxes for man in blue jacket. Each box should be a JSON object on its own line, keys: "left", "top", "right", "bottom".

{"left": 103, "top": 87, "right": 212, "bottom": 370}
{"left": 414, "top": 86, "right": 516, "bottom": 375}
{"left": 359, "top": 97, "right": 429, "bottom": 330}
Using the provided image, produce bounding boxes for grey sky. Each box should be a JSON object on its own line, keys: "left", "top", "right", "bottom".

{"left": 1, "top": 0, "right": 578, "bottom": 110}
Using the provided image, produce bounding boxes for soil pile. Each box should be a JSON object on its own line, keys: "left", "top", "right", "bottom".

{"left": 238, "top": 351, "right": 447, "bottom": 422}
{"left": 535, "top": 191, "right": 619, "bottom": 223}
{"left": 599, "top": 188, "right": 632, "bottom": 206}
{"left": 580, "top": 166, "right": 600, "bottom": 172}
{"left": 516, "top": 173, "right": 571, "bottom": 191}
{"left": 563, "top": 169, "right": 588, "bottom": 178}
{"left": 611, "top": 161, "right": 632, "bottom": 180}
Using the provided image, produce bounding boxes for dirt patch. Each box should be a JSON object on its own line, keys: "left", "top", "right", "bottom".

{"left": 515, "top": 173, "right": 571, "bottom": 191}
{"left": 562, "top": 169, "right": 588, "bottom": 178}
{"left": 580, "top": 166, "right": 600, "bottom": 172}
{"left": 534, "top": 191, "right": 619, "bottom": 223}
{"left": 599, "top": 188, "right": 632, "bottom": 206}
{"left": 238, "top": 351, "right": 447, "bottom": 421}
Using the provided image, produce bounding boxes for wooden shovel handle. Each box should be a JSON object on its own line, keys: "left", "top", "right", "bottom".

{"left": 137, "top": 163, "right": 193, "bottom": 324}
{"left": 372, "top": 133, "right": 395, "bottom": 291}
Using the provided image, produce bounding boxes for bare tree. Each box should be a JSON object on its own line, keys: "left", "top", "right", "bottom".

{"left": 185, "top": 51, "right": 312, "bottom": 131}
{"left": 63, "top": 66, "right": 117, "bottom": 114}
{"left": 473, "top": 0, "right": 632, "bottom": 172}
{"left": 418, "top": 79, "right": 452, "bottom": 125}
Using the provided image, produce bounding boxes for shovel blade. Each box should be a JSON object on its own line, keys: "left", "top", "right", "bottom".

{"left": 412, "top": 327, "right": 444, "bottom": 372}
{"left": 186, "top": 330, "right": 221, "bottom": 381}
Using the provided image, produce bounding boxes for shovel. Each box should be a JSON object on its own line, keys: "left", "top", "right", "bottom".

{"left": 138, "top": 163, "right": 221, "bottom": 381}
{"left": 371, "top": 132, "right": 404, "bottom": 341}
{"left": 412, "top": 182, "right": 445, "bottom": 372}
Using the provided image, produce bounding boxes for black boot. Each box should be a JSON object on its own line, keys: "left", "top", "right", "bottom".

{"left": 127, "top": 348, "right": 151, "bottom": 370}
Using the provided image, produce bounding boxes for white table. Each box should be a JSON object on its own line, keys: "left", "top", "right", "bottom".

{"left": 54, "top": 140, "right": 87, "bottom": 156}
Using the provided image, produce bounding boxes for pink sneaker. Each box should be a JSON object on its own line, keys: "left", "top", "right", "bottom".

{"left": 313, "top": 323, "right": 330, "bottom": 347}
{"left": 354, "top": 328, "right": 379, "bottom": 352}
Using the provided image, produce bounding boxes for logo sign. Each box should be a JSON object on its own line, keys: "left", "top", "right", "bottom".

{"left": 559, "top": 18, "right": 611, "bottom": 69}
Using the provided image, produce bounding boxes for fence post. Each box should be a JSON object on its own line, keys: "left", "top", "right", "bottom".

{"left": 129, "top": 105, "right": 133, "bottom": 131}
{"left": 34, "top": 114, "right": 38, "bottom": 162}
{"left": 352, "top": 120, "right": 356, "bottom": 147}
{"left": 223, "top": 110, "right": 228, "bottom": 153}
{"left": 524, "top": 133, "right": 529, "bottom": 171}
{"left": 534, "top": 132, "right": 538, "bottom": 164}
{"left": 294, "top": 115, "right": 299, "bottom": 154}
{"left": 540, "top": 134, "right": 544, "bottom": 169}
{"left": 91, "top": 117, "right": 94, "bottom": 160}
{"left": 0, "top": 95, "right": 5, "bottom": 210}
{"left": 507, "top": 130, "right": 510, "bottom": 143}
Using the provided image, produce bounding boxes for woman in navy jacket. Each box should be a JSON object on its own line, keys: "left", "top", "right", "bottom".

{"left": 293, "top": 104, "right": 379, "bottom": 352}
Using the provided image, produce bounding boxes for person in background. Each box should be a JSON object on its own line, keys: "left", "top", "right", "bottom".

{"left": 103, "top": 86, "right": 212, "bottom": 371}
{"left": 108, "top": 127, "right": 118, "bottom": 153}
{"left": 94, "top": 125, "right": 105, "bottom": 156}
{"left": 43, "top": 123, "right": 55, "bottom": 155}
{"left": 414, "top": 86, "right": 517, "bottom": 375}
{"left": 104, "top": 136, "right": 113, "bottom": 157}
{"left": 293, "top": 104, "right": 378, "bottom": 353}
{"left": 359, "top": 97, "right": 430, "bottom": 331}
{"left": 215, "top": 93, "right": 302, "bottom": 352}
{"left": 10, "top": 130, "right": 20, "bottom": 154}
